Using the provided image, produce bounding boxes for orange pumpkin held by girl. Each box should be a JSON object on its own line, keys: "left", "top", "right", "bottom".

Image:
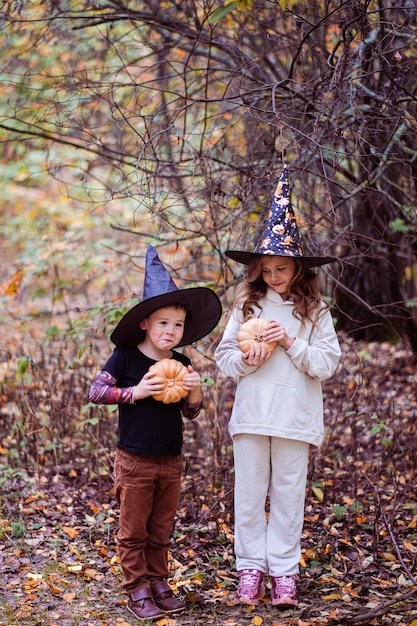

{"left": 237, "top": 318, "right": 278, "bottom": 354}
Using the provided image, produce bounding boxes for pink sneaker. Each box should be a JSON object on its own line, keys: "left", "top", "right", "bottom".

{"left": 236, "top": 569, "right": 265, "bottom": 605}
{"left": 271, "top": 575, "right": 298, "bottom": 607}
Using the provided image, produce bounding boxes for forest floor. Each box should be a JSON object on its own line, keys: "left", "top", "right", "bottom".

{"left": 2, "top": 336, "right": 417, "bottom": 626}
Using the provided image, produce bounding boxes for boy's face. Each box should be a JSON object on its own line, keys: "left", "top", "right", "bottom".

{"left": 139, "top": 305, "right": 186, "bottom": 350}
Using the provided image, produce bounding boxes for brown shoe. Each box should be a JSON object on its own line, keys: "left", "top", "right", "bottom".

{"left": 127, "top": 586, "right": 165, "bottom": 620}
{"left": 151, "top": 579, "right": 186, "bottom": 614}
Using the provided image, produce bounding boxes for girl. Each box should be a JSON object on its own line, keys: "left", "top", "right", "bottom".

{"left": 215, "top": 165, "right": 341, "bottom": 608}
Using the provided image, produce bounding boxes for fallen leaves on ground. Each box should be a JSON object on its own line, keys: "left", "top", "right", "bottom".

{"left": 1, "top": 338, "right": 417, "bottom": 624}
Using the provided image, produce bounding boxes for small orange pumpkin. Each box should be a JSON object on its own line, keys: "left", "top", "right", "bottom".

{"left": 237, "top": 318, "right": 278, "bottom": 354}
{"left": 148, "top": 358, "right": 189, "bottom": 404}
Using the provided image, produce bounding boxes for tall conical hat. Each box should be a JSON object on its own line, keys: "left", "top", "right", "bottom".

{"left": 225, "top": 165, "right": 336, "bottom": 267}
{"left": 110, "top": 245, "right": 222, "bottom": 347}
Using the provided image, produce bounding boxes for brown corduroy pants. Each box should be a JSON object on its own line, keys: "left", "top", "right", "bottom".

{"left": 114, "top": 447, "right": 182, "bottom": 593}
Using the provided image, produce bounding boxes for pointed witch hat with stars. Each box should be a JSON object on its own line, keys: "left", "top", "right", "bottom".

{"left": 225, "top": 164, "right": 336, "bottom": 267}
{"left": 110, "top": 245, "right": 222, "bottom": 348}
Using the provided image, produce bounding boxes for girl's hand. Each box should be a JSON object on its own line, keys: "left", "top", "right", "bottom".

{"left": 132, "top": 372, "right": 165, "bottom": 400}
{"left": 263, "top": 321, "right": 295, "bottom": 351}
{"left": 242, "top": 341, "right": 272, "bottom": 366}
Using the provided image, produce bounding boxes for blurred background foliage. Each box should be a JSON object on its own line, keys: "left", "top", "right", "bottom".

{"left": 1, "top": 0, "right": 417, "bottom": 352}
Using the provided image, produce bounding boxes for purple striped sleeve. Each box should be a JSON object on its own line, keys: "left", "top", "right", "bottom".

{"left": 88, "top": 370, "right": 135, "bottom": 405}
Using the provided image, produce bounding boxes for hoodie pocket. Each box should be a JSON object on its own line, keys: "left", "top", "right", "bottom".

{"left": 234, "top": 380, "right": 313, "bottom": 431}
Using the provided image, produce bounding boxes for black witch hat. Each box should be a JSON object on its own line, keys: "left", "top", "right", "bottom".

{"left": 225, "top": 165, "right": 336, "bottom": 267}
{"left": 110, "top": 245, "right": 222, "bottom": 347}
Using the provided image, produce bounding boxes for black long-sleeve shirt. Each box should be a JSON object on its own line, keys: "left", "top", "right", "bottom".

{"left": 89, "top": 346, "right": 202, "bottom": 456}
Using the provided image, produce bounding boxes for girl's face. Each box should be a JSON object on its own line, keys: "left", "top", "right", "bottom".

{"left": 260, "top": 256, "right": 297, "bottom": 300}
{"left": 139, "top": 305, "right": 186, "bottom": 352}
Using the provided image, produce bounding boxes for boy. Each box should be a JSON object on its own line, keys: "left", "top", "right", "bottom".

{"left": 89, "top": 245, "right": 221, "bottom": 620}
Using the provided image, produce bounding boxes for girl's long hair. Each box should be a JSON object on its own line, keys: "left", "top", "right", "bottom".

{"left": 234, "top": 256, "right": 327, "bottom": 329}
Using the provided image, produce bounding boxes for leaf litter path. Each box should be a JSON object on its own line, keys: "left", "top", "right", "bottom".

{"left": 2, "top": 337, "right": 417, "bottom": 625}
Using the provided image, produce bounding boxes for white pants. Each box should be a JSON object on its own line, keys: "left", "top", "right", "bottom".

{"left": 233, "top": 434, "right": 310, "bottom": 576}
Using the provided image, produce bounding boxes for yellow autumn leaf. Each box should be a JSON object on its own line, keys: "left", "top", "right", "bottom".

{"left": 236, "top": 0, "right": 253, "bottom": 10}
{"left": 2, "top": 269, "right": 23, "bottom": 296}
{"left": 69, "top": 543, "right": 82, "bottom": 558}
{"left": 323, "top": 593, "right": 342, "bottom": 600}
{"left": 312, "top": 486, "right": 324, "bottom": 501}
{"left": 252, "top": 617, "right": 263, "bottom": 625}
{"left": 227, "top": 197, "right": 241, "bottom": 209}
{"left": 278, "top": 0, "right": 300, "bottom": 9}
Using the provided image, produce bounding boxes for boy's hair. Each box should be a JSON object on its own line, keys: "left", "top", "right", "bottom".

{"left": 234, "top": 257, "right": 327, "bottom": 329}
{"left": 173, "top": 304, "right": 191, "bottom": 327}
{"left": 143, "top": 303, "right": 190, "bottom": 325}
{"left": 171, "top": 304, "right": 188, "bottom": 313}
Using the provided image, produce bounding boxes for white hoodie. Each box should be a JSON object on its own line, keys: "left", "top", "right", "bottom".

{"left": 215, "top": 288, "right": 341, "bottom": 447}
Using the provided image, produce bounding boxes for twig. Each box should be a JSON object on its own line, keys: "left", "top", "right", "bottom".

{"left": 331, "top": 471, "right": 417, "bottom": 625}
{"left": 362, "top": 471, "right": 416, "bottom": 585}
{"left": 336, "top": 584, "right": 417, "bottom": 624}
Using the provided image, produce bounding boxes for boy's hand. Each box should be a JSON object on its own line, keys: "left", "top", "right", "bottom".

{"left": 182, "top": 365, "right": 201, "bottom": 391}
{"left": 183, "top": 365, "right": 202, "bottom": 404}
{"left": 132, "top": 372, "right": 165, "bottom": 400}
